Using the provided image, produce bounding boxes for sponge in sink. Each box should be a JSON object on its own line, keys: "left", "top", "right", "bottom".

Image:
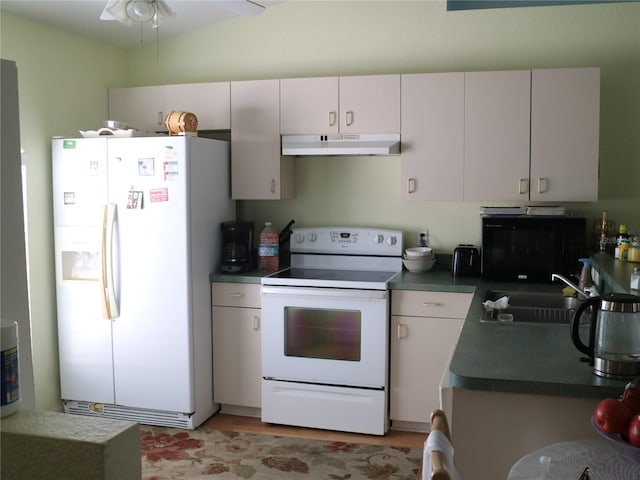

{"left": 562, "top": 286, "right": 577, "bottom": 297}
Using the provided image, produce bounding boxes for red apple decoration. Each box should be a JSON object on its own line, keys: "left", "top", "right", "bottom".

{"left": 593, "top": 398, "right": 633, "bottom": 435}
{"left": 622, "top": 381, "right": 640, "bottom": 414}
{"left": 628, "top": 415, "right": 640, "bottom": 447}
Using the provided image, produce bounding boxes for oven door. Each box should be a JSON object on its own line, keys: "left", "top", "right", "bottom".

{"left": 261, "top": 285, "right": 389, "bottom": 388}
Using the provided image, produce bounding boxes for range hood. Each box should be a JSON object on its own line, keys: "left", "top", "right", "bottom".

{"left": 281, "top": 134, "right": 401, "bottom": 156}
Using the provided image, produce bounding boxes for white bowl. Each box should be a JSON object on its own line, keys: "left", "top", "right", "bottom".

{"left": 405, "top": 247, "right": 433, "bottom": 257}
{"left": 402, "top": 257, "right": 436, "bottom": 272}
{"left": 404, "top": 252, "right": 434, "bottom": 261}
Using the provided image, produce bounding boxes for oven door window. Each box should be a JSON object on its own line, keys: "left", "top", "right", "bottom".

{"left": 285, "top": 307, "right": 361, "bottom": 361}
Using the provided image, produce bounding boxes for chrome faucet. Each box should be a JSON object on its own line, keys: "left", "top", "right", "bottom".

{"left": 551, "top": 273, "right": 599, "bottom": 299}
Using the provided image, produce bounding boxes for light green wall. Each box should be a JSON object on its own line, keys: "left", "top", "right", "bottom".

{"left": 1, "top": 1, "right": 639, "bottom": 411}
{"left": 0, "top": 11, "right": 128, "bottom": 410}
{"left": 125, "top": 0, "right": 640, "bottom": 249}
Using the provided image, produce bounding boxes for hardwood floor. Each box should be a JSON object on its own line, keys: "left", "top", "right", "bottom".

{"left": 204, "top": 412, "right": 426, "bottom": 449}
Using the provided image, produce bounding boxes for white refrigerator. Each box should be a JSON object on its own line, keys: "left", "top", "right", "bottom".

{"left": 52, "top": 135, "right": 234, "bottom": 429}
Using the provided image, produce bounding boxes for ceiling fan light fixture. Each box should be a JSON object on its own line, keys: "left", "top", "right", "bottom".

{"left": 101, "top": 0, "right": 174, "bottom": 27}
{"left": 125, "top": 1, "right": 156, "bottom": 23}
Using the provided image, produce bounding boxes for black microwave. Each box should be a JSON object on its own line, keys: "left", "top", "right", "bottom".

{"left": 481, "top": 216, "right": 587, "bottom": 282}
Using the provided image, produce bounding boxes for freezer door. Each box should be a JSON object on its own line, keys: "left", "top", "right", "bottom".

{"left": 106, "top": 137, "right": 194, "bottom": 412}
{"left": 55, "top": 226, "right": 115, "bottom": 404}
{"left": 53, "top": 138, "right": 115, "bottom": 404}
{"left": 52, "top": 138, "right": 108, "bottom": 227}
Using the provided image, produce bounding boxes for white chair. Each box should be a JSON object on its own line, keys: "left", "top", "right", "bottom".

{"left": 422, "top": 409, "right": 460, "bottom": 480}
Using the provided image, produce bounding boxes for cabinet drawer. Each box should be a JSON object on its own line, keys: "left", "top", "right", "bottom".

{"left": 212, "top": 283, "right": 261, "bottom": 308}
{"left": 391, "top": 290, "right": 472, "bottom": 319}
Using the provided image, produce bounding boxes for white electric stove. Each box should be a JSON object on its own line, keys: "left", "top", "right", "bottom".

{"left": 260, "top": 227, "right": 403, "bottom": 435}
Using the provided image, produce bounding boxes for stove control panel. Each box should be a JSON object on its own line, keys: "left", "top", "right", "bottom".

{"left": 291, "top": 227, "right": 403, "bottom": 256}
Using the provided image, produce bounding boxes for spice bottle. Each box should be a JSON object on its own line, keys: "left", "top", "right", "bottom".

{"left": 631, "top": 267, "right": 640, "bottom": 291}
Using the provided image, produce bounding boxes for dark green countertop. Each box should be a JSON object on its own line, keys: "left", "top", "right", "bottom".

{"left": 211, "top": 271, "right": 266, "bottom": 284}
{"left": 211, "top": 254, "right": 638, "bottom": 400}
{"left": 449, "top": 254, "right": 637, "bottom": 399}
{"left": 591, "top": 252, "right": 639, "bottom": 294}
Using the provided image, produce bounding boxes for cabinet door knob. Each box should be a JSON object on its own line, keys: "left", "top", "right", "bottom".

{"left": 231, "top": 293, "right": 245, "bottom": 298}
{"left": 328, "top": 111, "right": 336, "bottom": 127}
{"left": 518, "top": 178, "right": 529, "bottom": 195}
{"left": 407, "top": 178, "right": 417, "bottom": 194}
{"left": 397, "top": 324, "right": 407, "bottom": 339}
{"left": 158, "top": 111, "right": 164, "bottom": 126}
{"left": 345, "top": 110, "right": 354, "bottom": 126}
{"left": 537, "top": 177, "right": 549, "bottom": 194}
{"left": 270, "top": 178, "right": 276, "bottom": 194}
{"left": 252, "top": 315, "right": 260, "bottom": 331}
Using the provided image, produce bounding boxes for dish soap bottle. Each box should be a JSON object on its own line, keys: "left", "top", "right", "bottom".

{"left": 258, "top": 222, "right": 279, "bottom": 273}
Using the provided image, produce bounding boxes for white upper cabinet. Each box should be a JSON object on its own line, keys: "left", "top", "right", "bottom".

{"left": 463, "top": 68, "right": 600, "bottom": 202}
{"left": 108, "top": 85, "right": 167, "bottom": 132}
{"left": 108, "top": 82, "right": 230, "bottom": 132}
{"left": 401, "top": 72, "right": 465, "bottom": 200}
{"left": 339, "top": 75, "right": 400, "bottom": 133}
{"left": 165, "top": 82, "right": 231, "bottom": 130}
{"left": 280, "top": 77, "right": 339, "bottom": 134}
{"left": 231, "top": 79, "right": 295, "bottom": 200}
{"left": 280, "top": 74, "right": 400, "bottom": 134}
{"left": 530, "top": 68, "right": 600, "bottom": 201}
{"left": 463, "top": 70, "right": 532, "bottom": 201}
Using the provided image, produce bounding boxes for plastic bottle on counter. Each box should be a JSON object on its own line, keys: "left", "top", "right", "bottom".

{"left": 258, "top": 222, "right": 279, "bottom": 273}
{"left": 615, "top": 224, "right": 630, "bottom": 259}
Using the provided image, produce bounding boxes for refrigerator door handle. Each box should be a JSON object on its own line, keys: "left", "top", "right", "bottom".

{"left": 101, "top": 203, "right": 120, "bottom": 319}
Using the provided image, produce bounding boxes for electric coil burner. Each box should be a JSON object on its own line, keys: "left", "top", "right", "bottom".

{"left": 260, "top": 226, "right": 403, "bottom": 435}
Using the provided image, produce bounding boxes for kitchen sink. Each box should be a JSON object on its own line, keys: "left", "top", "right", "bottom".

{"left": 481, "top": 289, "right": 585, "bottom": 324}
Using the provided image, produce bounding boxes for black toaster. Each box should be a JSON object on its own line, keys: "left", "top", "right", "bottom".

{"left": 452, "top": 244, "right": 480, "bottom": 277}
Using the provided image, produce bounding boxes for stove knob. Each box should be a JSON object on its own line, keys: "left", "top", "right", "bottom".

{"left": 307, "top": 233, "right": 317, "bottom": 242}
{"left": 373, "top": 234, "right": 384, "bottom": 244}
{"left": 386, "top": 236, "right": 398, "bottom": 246}
{"left": 294, "top": 233, "right": 305, "bottom": 244}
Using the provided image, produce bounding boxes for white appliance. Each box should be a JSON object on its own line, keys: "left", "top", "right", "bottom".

{"left": 261, "top": 227, "right": 403, "bottom": 435}
{"left": 52, "top": 135, "right": 234, "bottom": 429}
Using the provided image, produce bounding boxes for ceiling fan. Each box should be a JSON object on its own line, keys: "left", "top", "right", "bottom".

{"left": 100, "top": 0, "right": 174, "bottom": 28}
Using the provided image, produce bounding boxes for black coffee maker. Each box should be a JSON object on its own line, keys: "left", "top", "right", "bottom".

{"left": 220, "top": 221, "right": 254, "bottom": 273}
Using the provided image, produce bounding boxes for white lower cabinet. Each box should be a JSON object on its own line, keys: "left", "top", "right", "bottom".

{"left": 212, "top": 282, "right": 262, "bottom": 411}
{"left": 390, "top": 290, "right": 472, "bottom": 427}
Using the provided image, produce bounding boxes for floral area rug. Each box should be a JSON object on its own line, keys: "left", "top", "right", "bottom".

{"left": 141, "top": 425, "right": 423, "bottom": 480}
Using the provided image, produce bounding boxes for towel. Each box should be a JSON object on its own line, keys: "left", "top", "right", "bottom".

{"left": 422, "top": 430, "right": 461, "bottom": 480}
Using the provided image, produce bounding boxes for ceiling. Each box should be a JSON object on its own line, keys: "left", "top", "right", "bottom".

{"left": 0, "top": 0, "right": 279, "bottom": 49}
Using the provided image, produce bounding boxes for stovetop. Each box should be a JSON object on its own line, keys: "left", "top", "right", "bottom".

{"left": 261, "top": 227, "right": 403, "bottom": 290}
